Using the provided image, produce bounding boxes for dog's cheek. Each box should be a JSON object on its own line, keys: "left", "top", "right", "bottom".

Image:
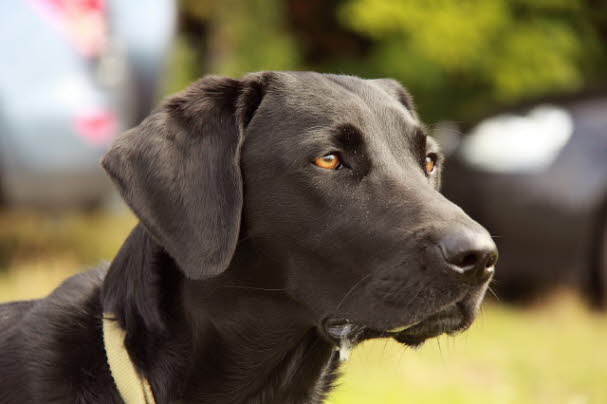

{"left": 282, "top": 251, "right": 368, "bottom": 314}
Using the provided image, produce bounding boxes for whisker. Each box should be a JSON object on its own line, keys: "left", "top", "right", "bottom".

{"left": 487, "top": 285, "right": 500, "bottom": 301}
{"left": 398, "top": 272, "right": 442, "bottom": 316}
{"left": 334, "top": 272, "right": 375, "bottom": 311}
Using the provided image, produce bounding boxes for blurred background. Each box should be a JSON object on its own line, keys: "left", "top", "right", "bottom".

{"left": 1, "top": 0, "right": 606, "bottom": 403}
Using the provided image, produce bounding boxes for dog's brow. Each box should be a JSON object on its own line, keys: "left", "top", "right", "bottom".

{"left": 333, "top": 123, "right": 364, "bottom": 151}
{"left": 413, "top": 125, "right": 427, "bottom": 139}
{"left": 410, "top": 125, "right": 428, "bottom": 157}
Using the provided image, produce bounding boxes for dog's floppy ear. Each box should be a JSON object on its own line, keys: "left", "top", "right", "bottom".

{"left": 370, "top": 78, "right": 418, "bottom": 121}
{"left": 102, "top": 74, "right": 269, "bottom": 280}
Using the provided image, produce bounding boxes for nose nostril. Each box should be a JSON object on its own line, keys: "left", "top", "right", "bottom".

{"left": 458, "top": 253, "right": 478, "bottom": 269}
{"left": 485, "top": 253, "right": 497, "bottom": 268}
{"left": 437, "top": 229, "right": 498, "bottom": 282}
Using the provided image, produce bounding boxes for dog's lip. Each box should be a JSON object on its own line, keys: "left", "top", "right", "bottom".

{"left": 385, "top": 321, "right": 421, "bottom": 333}
{"left": 390, "top": 300, "right": 474, "bottom": 346}
{"left": 322, "top": 299, "right": 471, "bottom": 347}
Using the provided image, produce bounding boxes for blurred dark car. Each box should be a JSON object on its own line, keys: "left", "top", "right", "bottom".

{"left": 440, "top": 93, "right": 607, "bottom": 307}
{"left": 0, "top": 0, "right": 175, "bottom": 208}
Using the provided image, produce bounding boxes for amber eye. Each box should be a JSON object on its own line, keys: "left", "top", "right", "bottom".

{"left": 425, "top": 154, "right": 436, "bottom": 174}
{"left": 314, "top": 154, "right": 341, "bottom": 170}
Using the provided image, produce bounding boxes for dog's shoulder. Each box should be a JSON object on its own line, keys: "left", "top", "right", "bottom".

{"left": 40, "top": 265, "right": 108, "bottom": 310}
{"left": 0, "top": 266, "right": 107, "bottom": 338}
{"left": 0, "top": 265, "right": 122, "bottom": 403}
{"left": 0, "top": 299, "right": 39, "bottom": 331}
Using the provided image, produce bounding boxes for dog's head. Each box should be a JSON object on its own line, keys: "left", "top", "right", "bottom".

{"left": 102, "top": 72, "right": 497, "bottom": 348}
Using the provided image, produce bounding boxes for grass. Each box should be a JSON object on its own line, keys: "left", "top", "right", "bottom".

{"left": 1, "top": 210, "right": 606, "bottom": 404}
{"left": 329, "top": 298, "right": 607, "bottom": 404}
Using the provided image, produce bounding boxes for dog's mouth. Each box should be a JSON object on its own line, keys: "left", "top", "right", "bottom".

{"left": 321, "top": 295, "right": 478, "bottom": 359}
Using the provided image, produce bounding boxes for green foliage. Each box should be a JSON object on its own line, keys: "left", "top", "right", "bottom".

{"left": 338, "top": 0, "right": 605, "bottom": 121}
{"left": 210, "top": 0, "right": 300, "bottom": 77}
{"left": 172, "top": 0, "right": 300, "bottom": 89}
{"left": 171, "top": 0, "right": 606, "bottom": 123}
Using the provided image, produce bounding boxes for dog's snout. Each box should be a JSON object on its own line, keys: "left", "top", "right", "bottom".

{"left": 437, "top": 228, "right": 498, "bottom": 283}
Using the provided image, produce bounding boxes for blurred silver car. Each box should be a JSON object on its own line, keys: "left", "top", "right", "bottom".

{"left": 0, "top": 0, "right": 175, "bottom": 207}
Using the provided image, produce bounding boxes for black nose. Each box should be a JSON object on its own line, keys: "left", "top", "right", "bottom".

{"left": 438, "top": 227, "right": 498, "bottom": 283}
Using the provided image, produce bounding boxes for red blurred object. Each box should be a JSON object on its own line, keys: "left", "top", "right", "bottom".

{"left": 73, "top": 109, "right": 116, "bottom": 145}
{"left": 26, "top": 0, "right": 107, "bottom": 58}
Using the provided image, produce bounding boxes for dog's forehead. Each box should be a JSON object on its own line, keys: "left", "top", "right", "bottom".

{"left": 270, "top": 72, "right": 419, "bottom": 138}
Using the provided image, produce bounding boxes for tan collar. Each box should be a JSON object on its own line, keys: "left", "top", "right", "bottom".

{"left": 103, "top": 314, "right": 156, "bottom": 404}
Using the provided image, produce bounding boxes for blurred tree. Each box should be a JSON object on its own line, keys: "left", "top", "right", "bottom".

{"left": 171, "top": 0, "right": 606, "bottom": 123}
{"left": 171, "top": 0, "right": 299, "bottom": 90}
{"left": 338, "top": 0, "right": 607, "bottom": 121}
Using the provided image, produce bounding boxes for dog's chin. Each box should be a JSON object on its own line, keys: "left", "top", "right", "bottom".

{"left": 389, "top": 299, "right": 475, "bottom": 347}
{"left": 321, "top": 293, "right": 481, "bottom": 349}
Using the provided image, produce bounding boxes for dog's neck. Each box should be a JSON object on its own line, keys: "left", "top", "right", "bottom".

{"left": 102, "top": 224, "right": 340, "bottom": 404}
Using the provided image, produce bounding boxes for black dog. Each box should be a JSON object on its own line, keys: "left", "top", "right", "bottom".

{"left": 0, "top": 72, "right": 497, "bottom": 404}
